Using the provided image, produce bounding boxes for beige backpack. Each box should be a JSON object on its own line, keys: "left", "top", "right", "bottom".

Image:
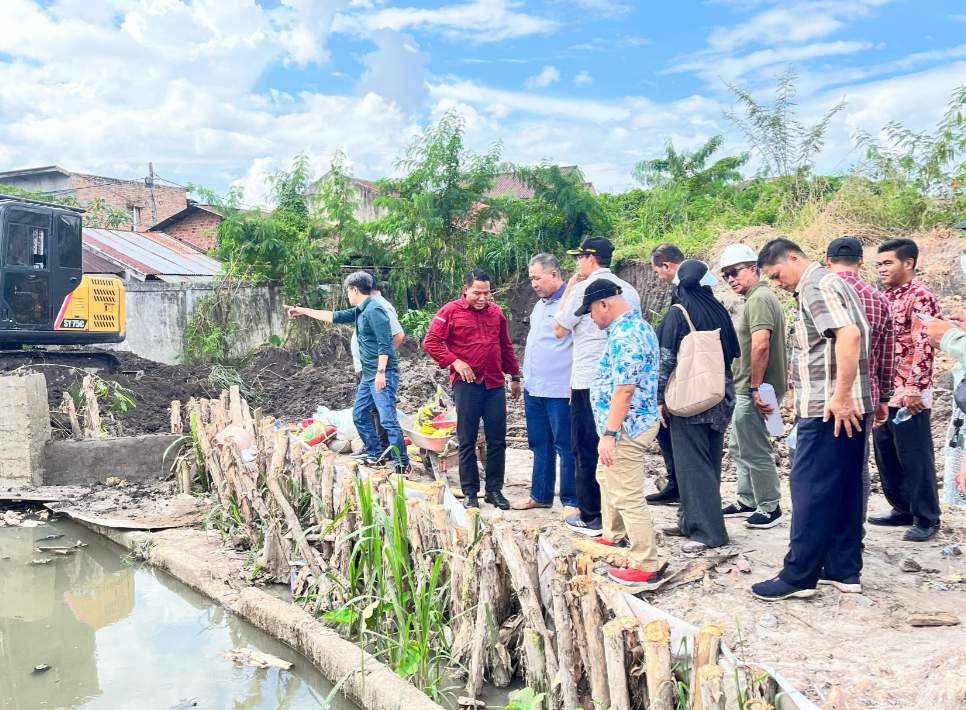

{"left": 664, "top": 304, "right": 725, "bottom": 416}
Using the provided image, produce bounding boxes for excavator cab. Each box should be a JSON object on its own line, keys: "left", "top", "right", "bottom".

{"left": 0, "top": 196, "right": 125, "bottom": 348}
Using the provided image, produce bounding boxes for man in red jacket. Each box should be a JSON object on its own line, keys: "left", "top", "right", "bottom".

{"left": 424, "top": 268, "right": 522, "bottom": 509}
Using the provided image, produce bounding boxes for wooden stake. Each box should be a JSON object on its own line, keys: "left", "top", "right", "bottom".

{"left": 697, "top": 664, "right": 726, "bottom": 710}
{"left": 522, "top": 628, "right": 548, "bottom": 697}
{"left": 170, "top": 400, "right": 183, "bottom": 434}
{"left": 573, "top": 576, "right": 609, "bottom": 708}
{"left": 266, "top": 430, "right": 323, "bottom": 580}
{"left": 60, "top": 392, "right": 82, "bottom": 439}
{"left": 492, "top": 524, "right": 559, "bottom": 696}
{"left": 690, "top": 625, "right": 723, "bottom": 709}
{"left": 643, "top": 620, "right": 674, "bottom": 710}
{"left": 80, "top": 375, "right": 102, "bottom": 437}
{"left": 178, "top": 457, "right": 191, "bottom": 494}
{"left": 551, "top": 572, "right": 580, "bottom": 710}
{"left": 465, "top": 538, "right": 495, "bottom": 701}
{"left": 602, "top": 619, "right": 630, "bottom": 710}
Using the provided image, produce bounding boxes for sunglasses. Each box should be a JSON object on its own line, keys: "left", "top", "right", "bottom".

{"left": 722, "top": 264, "right": 752, "bottom": 280}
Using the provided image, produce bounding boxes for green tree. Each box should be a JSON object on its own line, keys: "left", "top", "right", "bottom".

{"left": 372, "top": 111, "right": 501, "bottom": 307}
{"left": 856, "top": 85, "right": 966, "bottom": 196}
{"left": 480, "top": 164, "right": 609, "bottom": 281}
{"left": 215, "top": 154, "right": 336, "bottom": 307}
{"left": 632, "top": 135, "right": 748, "bottom": 191}
{"left": 724, "top": 69, "right": 845, "bottom": 180}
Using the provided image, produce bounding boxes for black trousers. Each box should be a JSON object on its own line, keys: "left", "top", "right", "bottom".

{"left": 454, "top": 382, "right": 507, "bottom": 496}
{"left": 657, "top": 420, "right": 677, "bottom": 488}
{"left": 781, "top": 416, "right": 865, "bottom": 588}
{"left": 570, "top": 389, "right": 601, "bottom": 522}
{"left": 873, "top": 407, "right": 941, "bottom": 528}
{"left": 670, "top": 417, "right": 728, "bottom": 547}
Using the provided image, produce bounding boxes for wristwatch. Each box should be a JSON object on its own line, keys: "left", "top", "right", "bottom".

{"left": 603, "top": 429, "right": 619, "bottom": 438}
{"left": 748, "top": 386, "right": 760, "bottom": 393}
{"left": 511, "top": 375, "right": 522, "bottom": 382}
{"left": 377, "top": 368, "right": 386, "bottom": 374}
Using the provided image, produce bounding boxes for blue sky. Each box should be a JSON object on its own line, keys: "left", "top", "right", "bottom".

{"left": 2, "top": 0, "right": 965, "bottom": 204}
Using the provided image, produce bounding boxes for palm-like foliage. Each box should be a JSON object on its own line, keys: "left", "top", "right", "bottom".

{"left": 633, "top": 135, "right": 748, "bottom": 191}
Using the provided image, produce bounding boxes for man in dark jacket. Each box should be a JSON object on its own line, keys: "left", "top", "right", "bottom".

{"left": 424, "top": 268, "right": 522, "bottom": 509}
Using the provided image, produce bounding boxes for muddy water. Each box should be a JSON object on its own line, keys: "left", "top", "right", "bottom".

{"left": 0, "top": 519, "right": 357, "bottom": 710}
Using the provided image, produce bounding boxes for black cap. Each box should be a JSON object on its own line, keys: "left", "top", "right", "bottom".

{"left": 826, "top": 236, "right": 863, "bottom": 259}
{"left": 574, "top": 278, "right": 622, "bottom": 316}
{"left": 566, "top": 236, "right": 614, "bottom": 260}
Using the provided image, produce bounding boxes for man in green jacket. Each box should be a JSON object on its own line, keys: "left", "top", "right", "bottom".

{"left": 718, "top": 244, "right": 787, "bottom": 529}
{"left": 287, "top": 271, "right": 409, "bottom": 471}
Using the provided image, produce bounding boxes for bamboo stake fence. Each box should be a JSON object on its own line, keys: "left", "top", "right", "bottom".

{"left": 171, "top": 391, "right": 811, "bottom": 710}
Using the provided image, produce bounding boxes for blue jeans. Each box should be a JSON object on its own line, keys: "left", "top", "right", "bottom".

{"left": 352, "top": 370, "right": 408, "bottom": 468}
{"left": 524, "top": 391, "right": 577, "bottom": 506}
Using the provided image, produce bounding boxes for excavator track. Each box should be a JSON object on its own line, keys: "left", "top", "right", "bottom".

{"left": 0, "top": 349, "right": 121, "bottom": 375}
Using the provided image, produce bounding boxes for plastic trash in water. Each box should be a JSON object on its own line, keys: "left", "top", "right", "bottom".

{"left": 892, "top": 407, "right": 913, "bottom": 425}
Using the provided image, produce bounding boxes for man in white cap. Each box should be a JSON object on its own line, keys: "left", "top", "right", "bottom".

{"left": 719, "top": 244, "right": 787, "bottom": 529}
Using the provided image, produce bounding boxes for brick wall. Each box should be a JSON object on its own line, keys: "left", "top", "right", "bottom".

{"left": 161, "top": 209, "right": 222, "bottom": 252}
{"left": 69, "top": 173, "right": 187, "bottom": 230}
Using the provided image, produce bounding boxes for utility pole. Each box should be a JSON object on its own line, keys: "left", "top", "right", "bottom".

{"left": 146, "top": 162, "right": 158, "bottom": 226}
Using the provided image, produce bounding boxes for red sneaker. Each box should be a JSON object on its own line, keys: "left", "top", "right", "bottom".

{"left": 607, "top": 567, "right": 660, "bottom": 586}
{"left": 596, "top": 537, "right": 629, "bottom": 548}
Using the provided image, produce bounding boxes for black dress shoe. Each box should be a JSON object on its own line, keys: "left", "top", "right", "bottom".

{"left": 485, "top": 491, "right": 511, "bottom": 510}
{"left": 646, "top": 485, "right": 680, "bottom": 506}
{"left": 463, "top": 495, "right": 480, "bottom": 509}
{"left": 903, "top": 524, "right": 938, "bottom": 542}
{"left": 867, "top": 511, "right": 914, "bottom": 526}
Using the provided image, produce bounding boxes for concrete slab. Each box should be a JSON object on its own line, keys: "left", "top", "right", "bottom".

{"left": 44, "top": 434, "right": 182, "bottom": 486}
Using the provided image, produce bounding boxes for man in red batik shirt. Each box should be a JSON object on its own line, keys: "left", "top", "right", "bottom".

{"left": 870, "top": 238, "right": 942, "bottom": 542}
{"left": 424, "top": 268, "right": 521, "bottom": 510}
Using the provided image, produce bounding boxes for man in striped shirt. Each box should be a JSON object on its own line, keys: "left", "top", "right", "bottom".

{"left": 825, "top": 236, "right": 896, "bottom": 519}
{"left": 751, "top": 239, "right": 872, "bottom": 601}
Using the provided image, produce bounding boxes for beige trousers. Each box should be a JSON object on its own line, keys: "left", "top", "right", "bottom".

{"left": 595, "top": 422, "right": 660, "bottom": 571}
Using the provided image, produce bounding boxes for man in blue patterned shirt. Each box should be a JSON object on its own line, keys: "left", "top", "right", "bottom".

{"left": 573, "top": 278, "right": 664, "bottom": 586}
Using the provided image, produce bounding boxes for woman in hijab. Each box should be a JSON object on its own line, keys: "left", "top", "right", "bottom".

{"left": 657, "top": 259, "right": 741, "bottom": 552}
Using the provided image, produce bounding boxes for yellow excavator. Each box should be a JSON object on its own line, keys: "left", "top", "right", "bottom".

{"left": 0, "top": 196, "right": 125, "bottom": 370}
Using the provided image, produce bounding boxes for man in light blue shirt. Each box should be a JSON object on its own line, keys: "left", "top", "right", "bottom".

{"left": 511, "top": 254, "right": 577, "bottom": 511}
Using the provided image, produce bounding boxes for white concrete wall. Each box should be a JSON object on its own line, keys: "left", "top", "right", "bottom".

{"left": 104, "top": 281, "right": 287, "bottom": 364}
{"left": 0, "top": 374, "right": 51, "bottom": 486}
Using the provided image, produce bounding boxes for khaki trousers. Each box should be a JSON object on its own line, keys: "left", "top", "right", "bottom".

{"left": 595, "top": 423, "right": 660, "bottom": 571}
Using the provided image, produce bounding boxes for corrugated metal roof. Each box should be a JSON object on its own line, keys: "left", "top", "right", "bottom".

{"left": 82, "top": 228, "right": 221, "bottom": 279}
{"left": 82, "top": 246, "right": 124, "bottom": 275}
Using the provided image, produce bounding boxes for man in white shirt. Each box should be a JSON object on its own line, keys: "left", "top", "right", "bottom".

{"left": 554, "top": 236, "right": 640, "bottom": 536}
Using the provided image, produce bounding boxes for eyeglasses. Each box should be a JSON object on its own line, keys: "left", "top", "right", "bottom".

{"left": 722, "top": 264, "right": 752, "bottom": 280}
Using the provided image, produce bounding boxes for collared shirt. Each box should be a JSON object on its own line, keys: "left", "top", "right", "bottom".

{"left": 423, "top": 298, "right": 521, "bottom": 389}
{"left": 733, "top": 281, "right": 787, "bottom": 397}
{"left": 333, "top": 296, "right": 397, "bottom": 381}
{"left": 591, "top": 309, "right": 660, "bottom": 439}
{"left": 350, "top": 293, "right": 403, "bottom": 374}
{"left": 790, "top": 262, "right": 873, "bottom": 418}
{"left": 883, "top": 279, "right": 940, "bottom": 408}
{"left": 523, "top": 283, "right": 572, "bottom": 398}
{"left": 554, "top": 267, "right": 641, "bottom": 389}
{"left": 835, "top": 271, "right": 896, "bottom": 405}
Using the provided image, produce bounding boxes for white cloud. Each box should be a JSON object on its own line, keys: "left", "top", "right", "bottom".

{"left": 433, "top": 79, "right": 629, "bottom": 122}
{"left": 525, "top": 65, "right": 561, "bottom": 89}
{"left": 362, "top": 0, "right": 558, "bottom": 42}
{"left": 950, "top": 14, "right": 966, "bottom": 22}
{"left": 574, "top": 70, "right": 593, "bottom": 85}
{"left": 668, "top": 40, "right": 875, "bottom": 84}
{"left": 561, "top": 0, "right": 632, "bottom": 18}
{"left": 357, "top": 29, "right": 429, "bottom": 112}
